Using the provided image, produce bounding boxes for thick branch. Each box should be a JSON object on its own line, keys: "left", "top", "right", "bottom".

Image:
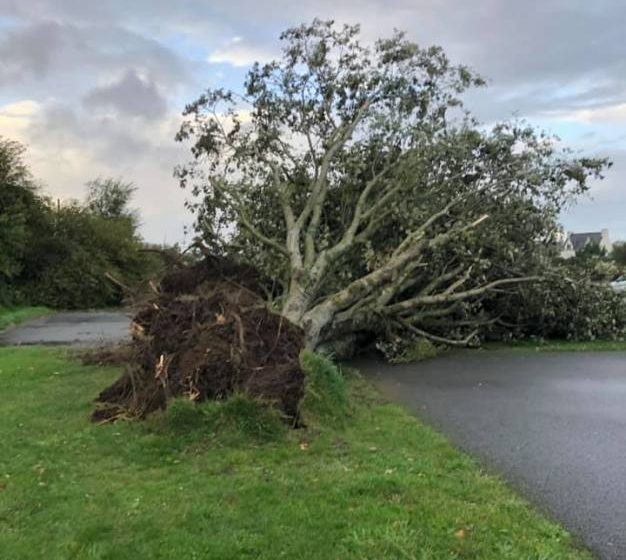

{"left": 386, "top": 276, "right": 541, "bottom": 315}
{"left": 301, "top": 98, "right": 375, "bottom": 266}
{"left": 264, "top": 160, "right": 302, "bottom": 269}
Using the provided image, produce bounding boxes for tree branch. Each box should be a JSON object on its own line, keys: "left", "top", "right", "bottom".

{"left": 396, "top": 318, "right": 478, "bottom": 347}
{"left": 301, "top": 97, "right": 375, "bottom": 266}
{"left": 385, "top": 276, "right": 541, "bottom": 314}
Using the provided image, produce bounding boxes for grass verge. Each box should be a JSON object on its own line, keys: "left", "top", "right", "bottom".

{"left": 0, "top": 306, "right": 50, "bottom": 331}
{"left": 484, "top": 339, "right": 626, "bottom": 352}
{"left": 0, "top": 346, "right": 590, "bottom": 559}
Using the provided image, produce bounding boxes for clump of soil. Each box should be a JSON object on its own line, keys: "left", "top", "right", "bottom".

{"left": 80, "top": 343, "right": 134, "bottom": 366}
{"left": 92, "top": 256, "right": 305, "bottom": 424}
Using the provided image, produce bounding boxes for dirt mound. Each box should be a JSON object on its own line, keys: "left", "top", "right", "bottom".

{"left": 92, "top": 256, "right": 305, "bottom": 423}
{"left": 79, "top": 343, "right": 134, "bottom": 366}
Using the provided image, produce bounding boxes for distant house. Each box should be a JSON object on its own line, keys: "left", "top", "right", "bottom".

{"left": 560, "top": 229, "right": 612, "bottom": 259}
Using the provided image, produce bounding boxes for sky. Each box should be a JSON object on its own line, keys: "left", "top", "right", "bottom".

{"left": 0, "top": 0, "right": 624, "bottom": 244}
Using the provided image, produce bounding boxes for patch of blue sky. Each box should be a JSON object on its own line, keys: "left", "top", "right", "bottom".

{"left": 540, "top": 78, "right": 603, "bottom": 102}
{"left": 0, "top": 15, "right": 20, "bottom": 29}
{"left": 0, "top": 93, "right": 24, "bottom": 107}
{"left": 168, "top": 63, "right": 251, "bottom": 108}
{"left": 534, "top": 116, "right": 626, "bottom": 151}
{"left": 158, "top": 31, "right": 211, "bottom": 62}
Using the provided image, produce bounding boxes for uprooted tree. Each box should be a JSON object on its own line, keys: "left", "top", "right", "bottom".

{"left": 93, "top": 20, "right": 612, "bottom": 421}
{"left": 176, "top": 19, "right": 609, "bottom": 353}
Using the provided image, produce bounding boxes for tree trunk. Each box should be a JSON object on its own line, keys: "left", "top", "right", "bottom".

{"left": 281, "top": 280, "right": 311, "bottom": 325}
{"left": 299, "top": 303, "right": 336, "bottom": 349}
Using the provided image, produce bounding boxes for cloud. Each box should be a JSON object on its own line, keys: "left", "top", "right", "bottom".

{"left": 0, "top": 100, "right": 41, "bottom": 137}
{"left": 562, "top": 148, "right": 626, "bottom": 241}
{"left": 549, "top": 103, "right": 626, "bottom": 125}
{"left": 0, "top": 0, "right": 624, "bottom": 242}
{"left": 0, "top": 20, "right": 189, "bottom": 89}
{"left": 208, "top": 37, "right": 276, "bottom": 67}
{"left": 0, "top": 97, "right": 191, "bottom": 243}
{"left": 0, "top": 21, "right": 65, "bottom": 82}
{"left": 83, "top": 70, "right": 168, "bottom": 119}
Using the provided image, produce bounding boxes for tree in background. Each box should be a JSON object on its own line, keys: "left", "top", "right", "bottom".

{"left": 85, "top": 177, "right": 139, "bottom": 224}
{"left": 177, "top": 19, "right": 609, "bottom": 352}
{"left": 571, "top": 243, "right": 618, "bottom": 282}
{"left": 612, "top": 242, "right": 626, "bottom": 270}
{"left": 0, "top": 137, "right": 48, "bottom": 300}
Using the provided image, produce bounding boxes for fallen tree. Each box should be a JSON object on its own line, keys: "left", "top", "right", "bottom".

{"left": 176, "top": 20, "right": 609, "bottom": 355}
{"left": 95, "top": 21, "right": 613, "bottom": 420}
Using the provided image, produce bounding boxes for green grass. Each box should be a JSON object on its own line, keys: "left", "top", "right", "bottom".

{"left": 485, "top": 339, "right": 626, "bottom": 352}
{"left": 0, "top": 306, "right": 50, "bottom": 331}
{"left": 0, "top": 347, "right": 590, "bottom": 559}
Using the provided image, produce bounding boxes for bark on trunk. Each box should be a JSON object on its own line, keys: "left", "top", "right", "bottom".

{"left": 300, "top": 304, "right": 336, "bottom": 349}
{"left": 281, "top": 277, "right": 336, "bottom": 349}
{"left": 281, "top": 281, "right": 311, "bottom": 325}
{"left": 282, "top": 274, "right": 382, "bottom": 350}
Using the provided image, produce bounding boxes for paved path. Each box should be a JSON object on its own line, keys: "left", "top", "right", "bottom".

{"left": 0, "top": 311, "right": 132, "bottom": 346}
{"left": 356, "top": 351, "right": 626, "bottom": 560}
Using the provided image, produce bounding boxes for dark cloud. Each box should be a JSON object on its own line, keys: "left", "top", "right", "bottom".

{"left": 26, "top": 100, "right": 182, "bottom": 167}
{"left": 0, "top": 21, "right": 66, "bottom": 81}
{"left": 83, "top": 70, "right": 167, "bottom": 119}
{"left": 0, "top": 20, "right": 189, "bottom": 88}
{"left": 4, "top": 1, "right": 625, "bottom": 116}
{"left": 0, "top": 0, "right": 225, "bottom": 40}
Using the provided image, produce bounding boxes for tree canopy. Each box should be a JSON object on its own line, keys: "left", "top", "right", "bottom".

{"left": 85, "top": 177, "right": 139, "bottom": 224}
{"left": 176, "top": 20, "right": 610, "bottom": 351}
{"left": 0, "top": 137, "right": 45, "bottom": 283}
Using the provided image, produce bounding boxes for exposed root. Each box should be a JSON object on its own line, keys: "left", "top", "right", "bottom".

{"left": 92, "top": 256, "right": 305, "bottom": 422}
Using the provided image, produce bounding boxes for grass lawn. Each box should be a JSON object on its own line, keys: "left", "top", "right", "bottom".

{"left": 0, "top": 347, "right": 590, "bottom": 559}
{"left": 0, "top": 307, "right": 50, "bottom": 332}
{"left": 485, "top": 339, "right": 626, "bottom": 352}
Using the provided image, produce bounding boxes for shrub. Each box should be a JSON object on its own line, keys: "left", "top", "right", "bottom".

{"left": 8, "top": 195, "right": 161, "bottom": 309}
{"left": 1, "top": 138, "right": 164, "bottom": 309}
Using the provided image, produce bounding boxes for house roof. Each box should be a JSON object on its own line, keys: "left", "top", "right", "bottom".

{"left": 569, "top": 232, "right": 603, "bottom": 252}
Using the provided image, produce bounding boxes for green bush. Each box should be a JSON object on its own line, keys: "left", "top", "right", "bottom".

{"left": 1, "top": 139, "right": 165, "bottom": 309}
{"left": 12, "top": 204, "right": 145, "bottom": 308}
{"left": 299, "top": 350, "right": 349, "bottom": 426}
{"left": 0, "top": 137, "right": 48, "bottom": 304}
{"left": 2, "top": 174, "right": 163, "bottom": 308}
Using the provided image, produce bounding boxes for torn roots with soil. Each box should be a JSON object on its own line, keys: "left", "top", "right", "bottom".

{"left": 92, "top": 257, "right": 305, "bottom": 423}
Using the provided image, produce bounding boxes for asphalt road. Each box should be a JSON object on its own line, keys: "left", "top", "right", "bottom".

{"left": 0, "top": 311, "right": 132, "bottom": 346}
{"left": 357, "top": 351, "right": 626, "bottom": 560}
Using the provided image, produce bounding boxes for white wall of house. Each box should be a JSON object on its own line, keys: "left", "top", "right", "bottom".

{"left": 600, "top": 229, "right": 613, "bottom": 254}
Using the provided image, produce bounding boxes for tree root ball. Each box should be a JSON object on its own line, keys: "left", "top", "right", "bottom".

{"left": 92, "top": 257, "right": 305, "bottom": 423}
